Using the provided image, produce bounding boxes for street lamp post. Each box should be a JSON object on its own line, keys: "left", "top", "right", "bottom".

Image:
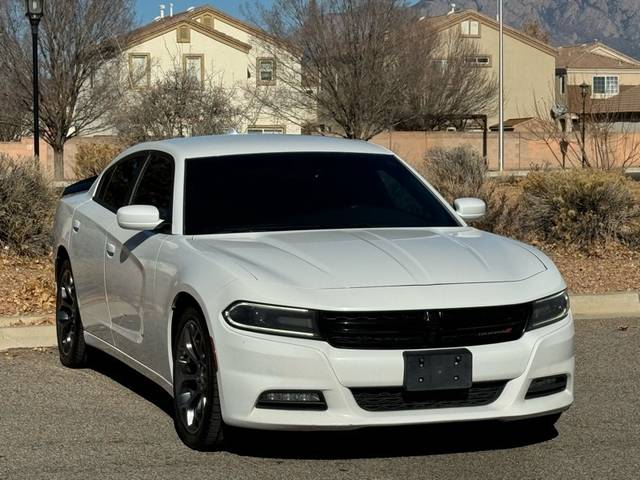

{"left": 580, "top": 82, "right": 590, "bottom": 168}
{"left": 25, "top": 0, "right": 44, "bottom": 159}
{"left": 498, "top": 0, "right": 504, "bottom": 172}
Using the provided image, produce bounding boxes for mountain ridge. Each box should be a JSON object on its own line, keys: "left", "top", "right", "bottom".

{"left": 413, "top": 0, "right": 640, "bottom": 59}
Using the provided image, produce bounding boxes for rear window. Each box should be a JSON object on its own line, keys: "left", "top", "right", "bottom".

{"left": 184, "top": 152, "right": 458, "bottom": 235}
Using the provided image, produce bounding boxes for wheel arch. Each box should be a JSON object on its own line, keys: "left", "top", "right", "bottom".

{"left": 169, "top": 291, "right": 212, "bottom": 359}
{"left": 55, "top": 245, "right": 71, "bottom": 279}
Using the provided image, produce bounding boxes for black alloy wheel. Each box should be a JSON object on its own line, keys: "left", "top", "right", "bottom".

{"left": 173, "top": 306, "right": 225, "bottom": 450}
{"left": 55, "top": 259, "right": 88, "bottom": 367}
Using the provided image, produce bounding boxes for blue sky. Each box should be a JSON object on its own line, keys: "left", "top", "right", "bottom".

{"left": 135, "top": 1, "right": 268, "bottom": 24}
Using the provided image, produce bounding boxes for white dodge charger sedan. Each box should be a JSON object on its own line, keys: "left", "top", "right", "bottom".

{"left": 53, "top": 135, "right": 574, "bottom": 450}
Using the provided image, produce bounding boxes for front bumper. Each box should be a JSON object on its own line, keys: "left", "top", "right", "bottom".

{"left": 214, "top": 313, "right": 574, "bottom": 430}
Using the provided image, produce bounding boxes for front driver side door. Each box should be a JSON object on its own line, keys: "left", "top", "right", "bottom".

{"left": 104, "top": 152, "right": 175, "bottom": 366}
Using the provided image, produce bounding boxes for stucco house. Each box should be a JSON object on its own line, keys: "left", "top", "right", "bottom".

{"left": 426, "top": 9, "right": 557, "bottom": 126}
{"left": 555, "top": 42, "right": 640, "bottom": 128}
{"left": 118, "top": 4, "right": 307, "bottom": 135}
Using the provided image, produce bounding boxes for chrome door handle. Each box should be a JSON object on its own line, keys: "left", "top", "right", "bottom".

{"left": 106, "top": 242, "right": 116, "bottom": 257}
{"left": 72, "top": 220, "right": 80, "bottom": 232}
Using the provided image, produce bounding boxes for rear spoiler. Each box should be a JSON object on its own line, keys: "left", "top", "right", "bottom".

{"left": 61, "top": 176, "right": 98, "bottom": 197}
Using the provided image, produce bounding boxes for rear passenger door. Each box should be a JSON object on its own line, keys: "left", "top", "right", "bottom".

{"left": 104, "top": 152, "right": 175, "bottom": 364}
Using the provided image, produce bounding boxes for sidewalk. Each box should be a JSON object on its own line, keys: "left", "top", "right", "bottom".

{"left": 1, "top": 292, "right": 639, "bottom": 351}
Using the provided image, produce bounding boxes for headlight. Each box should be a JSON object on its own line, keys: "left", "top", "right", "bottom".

{"left": 223, "top": 302, "right": 321, "bottom": 339}
{"left": 527, "top": 291, "right": 570, "bottom": 331}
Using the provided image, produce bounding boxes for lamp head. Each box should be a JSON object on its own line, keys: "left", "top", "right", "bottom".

{"left": 25, "top": 0, "right": 44, "bottom": 21}
{"left": 580, "top": 82, "right": 590, "bottom": 99}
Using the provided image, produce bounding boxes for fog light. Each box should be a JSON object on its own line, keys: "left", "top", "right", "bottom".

{"left": 525, "top": 375, "right": 568, "bottom": 399}
{"left": 256, "top": 390, "right": 327, "bottom": 410}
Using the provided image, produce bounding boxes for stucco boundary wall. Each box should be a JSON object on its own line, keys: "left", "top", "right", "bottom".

{"left": 370, "top": 131, "right": 640, "bottom": 172}
{"left": 3, "top": 132, "right": 640, "bottom": 180}
{"left": 0, "top": 136, "right": 122, "bottom": 180}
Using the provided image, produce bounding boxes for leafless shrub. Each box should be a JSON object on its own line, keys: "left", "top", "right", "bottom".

{"left": 421, "top": 145, "right": 486, "bottom": 202}
{"left": 420, "top": 145, "right": 520, "bottom": 235}
{"left": 520, "top": 169, "right": 639, "bottom": 248}
{"left": 73, "top": 142, "right": 123, "bottom": 179}
{"left": 0, "top": 155, "right": 56, "bottom": 256}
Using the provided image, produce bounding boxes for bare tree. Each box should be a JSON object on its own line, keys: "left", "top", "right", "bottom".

{"left": 397, "top": 30, "right": 499, "bottom": 131}
{"left": 0, "top": 0, "right": 134, "bottom": 179}
{"left": 522, "top": 19, "right": 550, "bottom": 44}
{"left": 245, "top": 0, "right": 438, "bottom": 140}
{"left": 112, "top": 65, "right": 242, "bottom": 146}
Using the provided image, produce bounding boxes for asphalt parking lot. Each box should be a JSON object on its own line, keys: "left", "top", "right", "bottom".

{"left": 1, "top": 317, "right": 638, "bottom": 480}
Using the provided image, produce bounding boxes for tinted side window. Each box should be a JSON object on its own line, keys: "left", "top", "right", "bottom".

{"left": 95, "top": 155, "right": 146, "bottom": 212}
{"left": 131, "top": 154, "right": 175, "bottom": 222}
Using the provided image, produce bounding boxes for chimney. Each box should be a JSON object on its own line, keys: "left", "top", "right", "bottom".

{"left": 169, "top": 3, "right": 174, "bottom": 16}
{"left": 159, "top": 4, "right": 165, "bottom": 19}
{"left": 447, "top": 3, "right": 456, "bottom": 16}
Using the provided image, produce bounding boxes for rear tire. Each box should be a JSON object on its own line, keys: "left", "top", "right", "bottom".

{"left": 172, "top": 306, "right": 225, "bottom": 450}
{"left": 55, "top": 258, "right": 88, "bottom": 368}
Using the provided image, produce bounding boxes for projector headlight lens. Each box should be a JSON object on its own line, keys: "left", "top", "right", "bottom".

{"left": 527, "top": 290, "right": 570, "bottom": 331}
{"left": 223, "top": 302, "right": 321, "bottom": 339}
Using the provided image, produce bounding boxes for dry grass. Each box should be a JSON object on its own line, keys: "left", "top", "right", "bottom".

{"left": 0, "top": 251, "right": 55, "bottom": 317}
{"left": 544, "top": 242, "right": 640, "bottom": 294}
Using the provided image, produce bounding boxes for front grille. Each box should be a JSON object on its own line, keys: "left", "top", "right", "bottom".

{"left": 317, "top": 304, "right": 531, "bottom": 350}
{"left": 351, "top": 381, "right": 507, "bottom": 412}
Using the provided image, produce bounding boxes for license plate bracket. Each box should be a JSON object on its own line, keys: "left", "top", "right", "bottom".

{"left": 403, "top": 349, "right": 472, "bottom": 392}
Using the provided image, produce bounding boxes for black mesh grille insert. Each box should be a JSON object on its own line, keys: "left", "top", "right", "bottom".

{"left": 318, "top": 304, "right": 531, "bottom": 350}
{"left": 351, "top": 381, "right": 507, "bottom": 412}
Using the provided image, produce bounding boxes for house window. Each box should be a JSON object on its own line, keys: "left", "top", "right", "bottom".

{"left": 257, "top": 58, "right": 276, "bottom": 85}
{"left": 177, "top": 25, "right": 191, "bottom": 43}
{"left": 559, "top": 75, "right": 566, "bottom": 95}
{"left": 247, "top": 126, "right": 285, "bottom": 134}
{"left": 129, "top": 53, "right": 150, "bottom": 88}
{"left": 183, "top": 55, "right": 204, "bottom": 86}
{"left": 201, "top": 14, "right": 213, "bottom": 29}
{"left": 593, "top": 76, "right": 619, "bottom": 95}
{"left": 461, "top": 20, "right": 480, "bottom": 37}
{"left": 466, "top": 55, "right": 491, "bottom": 67}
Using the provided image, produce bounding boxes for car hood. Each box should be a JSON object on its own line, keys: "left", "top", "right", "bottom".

{"left": 189, "top": 228, "right": 547, "bottom": 289}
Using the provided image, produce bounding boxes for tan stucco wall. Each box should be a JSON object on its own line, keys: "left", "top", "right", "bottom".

{"left": 440, "top": 23, "right": 556, "bottom": 124}
{"left": 371, "top": 130, "right": 639, "bottom": 171}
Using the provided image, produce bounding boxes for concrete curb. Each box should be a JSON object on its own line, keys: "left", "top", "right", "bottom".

{"left": 570, "top": 292, "right": 640, "bottom": 319}
{"left": 0, "top": 293, "right": 638, "bottom": 351}
{"left": 0, "top": 314, "right": 52, "bottom": 328}
{"left": 0, "top": 325, "right": 56, "bottom": 351}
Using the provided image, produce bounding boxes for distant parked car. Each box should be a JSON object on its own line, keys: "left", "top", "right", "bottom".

{"left": 53, "top": 135, "right": 574, "bottom": 450}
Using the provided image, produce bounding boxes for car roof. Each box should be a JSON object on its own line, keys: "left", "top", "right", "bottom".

{"left": 119, "top": 134, "right": 392, "bottom": 161}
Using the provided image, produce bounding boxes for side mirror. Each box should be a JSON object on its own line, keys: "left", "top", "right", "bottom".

{"left": 117, "top": 205, "right": 162, "bottom": 231}
{"left": 454, "top": 197, "right": 486, "bottom": 222}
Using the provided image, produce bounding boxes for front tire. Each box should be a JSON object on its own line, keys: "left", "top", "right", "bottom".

{"left": 55, "top": 258, "right": 88, "bottom": 368}
{"left": 172, "top": 306, "right": 225, "bottom": 450}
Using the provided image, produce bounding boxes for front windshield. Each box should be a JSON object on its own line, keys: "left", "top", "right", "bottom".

{"left": 183, "top": 152, "right": 459, "bottom": 235}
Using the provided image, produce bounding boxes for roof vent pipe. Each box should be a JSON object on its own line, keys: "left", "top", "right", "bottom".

{"left": 169, "top": 3, "right": 174, "bottom": 16}
{"left": 159, "top": 4, "right": 165, "bottom": 18}
{"left": 447, "top": 3, "right": 456, "bottom": 15}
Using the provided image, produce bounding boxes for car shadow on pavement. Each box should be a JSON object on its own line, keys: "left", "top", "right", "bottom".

{"left": 86, "top": 347, "right": 558, "bottom": 460}
{"left": 226, "top": 421, "right": 558, "bottom": 459}
{"left": 87, "top": 347, "right": 175, "bottom": 418}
